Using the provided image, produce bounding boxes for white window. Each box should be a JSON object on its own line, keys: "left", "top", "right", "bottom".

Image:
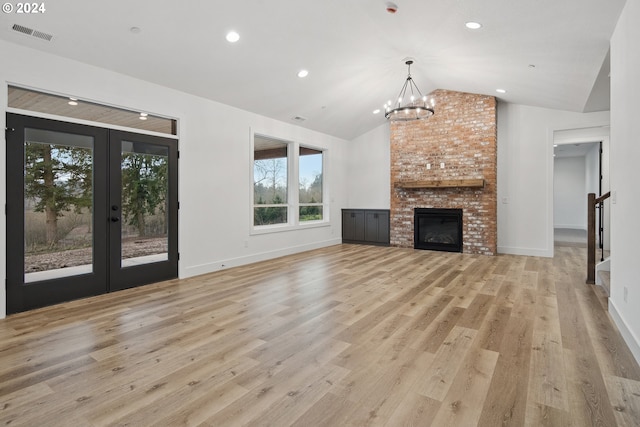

{"left": 252, "top": 134, "right": 327, "bottom": 229}
{"left": 253, "top": 136, "right": 288, "bottom": 226}
{"left": 299, "top": 146, "right": 323, "bottom": 222}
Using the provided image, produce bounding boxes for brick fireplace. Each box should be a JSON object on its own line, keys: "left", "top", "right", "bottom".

{"left": 390, "top": 89, "right": 497, "bottom": 255}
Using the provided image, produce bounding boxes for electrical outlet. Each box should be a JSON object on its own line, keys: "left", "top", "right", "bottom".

{"left": 244, "top": 240, "right": 248, "bottom": 248}
{"left": 624, "top": 286, "right": 628, "bottom": 302}
{"left": 426, "top": 163, "right": 431, "bottom": 170}
{"left": 612, "top": 191, "right": 617, "bottom": 204}
{"left": 440, "top": 162, "right": 445, "bottom": 169}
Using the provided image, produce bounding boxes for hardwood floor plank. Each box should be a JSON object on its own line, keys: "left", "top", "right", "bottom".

{"left": 385, "top": 392, "right": 441, "bottom": 427}
{"left": 527, "top": 304, "right": 568, "bottom": 410}
{"left": 411, "top": 293, "right": 455, "bottom": 331}
{"left": 84, "top": 356, "right": 258, "bottom": 426}
{"left": 418, "top": 326, "right": 478, "bottom": 401}
{"left": 242, "top": 363, "right": 350, "bottom": 427}
{"left": 476, "top": 304, "right": 512, "bottom": 352}
{"left": 605, "top": 375, "right": 640, "bottom": 426}
{"left": 457, "top": 293, "right": 494, "bottom": 330}
{"left": 430, "top": 347, "right": 499, "bottom": 426}
{"left": 564, "top": 348, "right": 618, "bottom": 427}
{"left": 524, "top": 402, "right": 573, "bottom": 427}
{"left": 413, "top": 304, "right": 466, "bottom": 354}
{"left": 477, "top": 314, "right": 533, "bottom": 426}
{"left": 290, "top": 392, "right": 353, "bottom": 427}
{"left": 328, "top": 348, "right": 434, "bottom": 426}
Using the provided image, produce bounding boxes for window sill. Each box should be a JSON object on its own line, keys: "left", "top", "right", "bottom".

{"left": 250, "top": 221, "right": 330, "bottom": 235}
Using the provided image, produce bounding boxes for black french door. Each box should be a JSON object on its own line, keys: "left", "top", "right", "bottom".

{"left": 6, "top": 113, "right": 178, "bottom": 313}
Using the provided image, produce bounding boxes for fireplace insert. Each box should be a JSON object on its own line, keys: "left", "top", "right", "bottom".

{"left": 414, "top": 208, "right": 463, "bottom": 252}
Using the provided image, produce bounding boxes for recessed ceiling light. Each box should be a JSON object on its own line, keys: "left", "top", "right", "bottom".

{"left": 528, "top": 64, "right": 536, "bottom": 68}
{"left": 465, "top": 22, "right": 482, "bottom": 30}
{"left": 496, "top": 89, "right": 507, "bottom": 94}
{"left": 373, "top": 109, "right": 381, "bottom": 114}
{"left": 297, "top": 69, "right": 309, "bottom": 78}
{"left": 130, "top": 27, "right": 141, "bottom": 34}
{"left": 226, "top": 31, "right": 240, "bottom": 43}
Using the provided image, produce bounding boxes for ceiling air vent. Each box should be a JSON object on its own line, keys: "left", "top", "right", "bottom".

{"left": 11, "top": 24, "right": 33, "bottom": 36}
{"left": 32, "top": 30, "right": 53, "bottom": 41}
{"left": 11, "top": 24, "right": 53, "bottom": 41}
{"left": 291, "top": 116, "right": 307, "bottom": 122}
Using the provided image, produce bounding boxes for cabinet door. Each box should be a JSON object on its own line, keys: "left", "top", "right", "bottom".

{"left": 365, "top": 211, "right": 390, "bottom": 244}
{"left": 342, "top": 210, "right": 364, "bottom": 241}
{"left": 376, "top": 211, "right": 390, "bottom": 243}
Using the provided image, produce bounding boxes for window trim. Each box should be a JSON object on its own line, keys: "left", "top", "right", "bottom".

{"left": 298, "top": 144, "right": 326, "bottom": 224}
{"left": 250, "top": 129, "right": 329, "bottom": 235}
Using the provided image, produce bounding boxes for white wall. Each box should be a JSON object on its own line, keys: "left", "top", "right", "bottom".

{"left": 553, "top": 156, "right": 587, "bottom": 229}
{"left": 346, "top": 123, "right": 390, "bottom": 209}
{"left": 609, "top": 0, "right": 640, "bottom": 363}
{"left": 0, "top": 39, "right": 348, "bottom": 318}
{"left": 584, "top": 143, "right": 600, "bottom": 196}
{"left": 496, "top": 102, "right": 609, "bottom": 257}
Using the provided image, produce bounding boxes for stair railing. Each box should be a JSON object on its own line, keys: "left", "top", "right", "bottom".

{"left": 587, "top": 191, "right": 610, "bottom": 284}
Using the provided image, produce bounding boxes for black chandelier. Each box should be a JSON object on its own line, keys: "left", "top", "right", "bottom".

{"left": 384, "top": 60, "right": 434, "bottom": 121}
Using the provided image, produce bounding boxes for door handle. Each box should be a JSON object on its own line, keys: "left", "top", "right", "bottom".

{"left": 111, "top": 205, "right": 120, "bottom": 222}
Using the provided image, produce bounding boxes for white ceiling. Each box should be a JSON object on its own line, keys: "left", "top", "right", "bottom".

{"left": 0, "top": 0, "right": 625, "bottom": 140}
{"left": 554, "top": 142, "right": 599, "bottom": 158}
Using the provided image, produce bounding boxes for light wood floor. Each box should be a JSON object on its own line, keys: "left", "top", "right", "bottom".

{"left": 1, "top": 244, "right": 639, "bottom": 426}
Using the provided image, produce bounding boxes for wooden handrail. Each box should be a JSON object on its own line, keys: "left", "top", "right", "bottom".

{"left": 595, "top": 191, "right": 610, "bottom": 204}
{"left": 587, "top": 192, "right": 610, "bottom": 284}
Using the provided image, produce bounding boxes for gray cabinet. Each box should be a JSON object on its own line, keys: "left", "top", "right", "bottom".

{"left": 342, "top": 210, "right": 365, "bottom": 241}
{"left": 342, "top": 209, "right": 390, "bottom": 246}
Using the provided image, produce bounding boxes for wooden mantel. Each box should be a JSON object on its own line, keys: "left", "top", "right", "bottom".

{"left": 395, "top": 179, "right": 485, "bottom": 189}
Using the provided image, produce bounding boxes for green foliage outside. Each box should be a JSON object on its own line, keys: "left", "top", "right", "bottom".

{"left": 121, "top": 152, "right": 168, "bottom": 236}
{"left": 24, "top": 142, "right": 92, "bottom": 248}
{"left": 254, "top": 194, "right": 287, "bottom": 225}
{"left": 24, "top": 142, "right": 168, "bottom": 253}
{"left": 299, "top": 172, "right": 323, "bottom": 221}
{"left": 253, "top": 154, "right": 323, "bottom": 224}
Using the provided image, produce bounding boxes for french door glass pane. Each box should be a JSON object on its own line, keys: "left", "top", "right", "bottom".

{"left": 120, "top": 141, "right": 169, "bottom": 267}
{"left": 24, "top": 128, "right": 94, "bottom": 283}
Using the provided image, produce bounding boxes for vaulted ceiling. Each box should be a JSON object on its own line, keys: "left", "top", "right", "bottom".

{"left": 0, "top": 0, "right": 625, "bottom": 140}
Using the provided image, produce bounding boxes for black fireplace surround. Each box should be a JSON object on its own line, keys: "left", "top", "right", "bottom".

{"left": 414, "top": 208, "right": 463, "bottom": 253}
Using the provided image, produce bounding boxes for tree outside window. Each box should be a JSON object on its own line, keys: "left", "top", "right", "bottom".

{"left": 253, "top": 137, "right": 288, "bottom": 226}
{"left": 299, "top": 147, "right": 323, "bottom": 222}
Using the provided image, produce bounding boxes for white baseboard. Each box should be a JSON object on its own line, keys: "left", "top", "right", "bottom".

{"left": 181, "top": 238, "right": 342, "bottom": 278}
{"left": 609, "top": 300, "right": 640, "bottom": 366}
{"left": 497, "top": 246, "right": 553, "bottom": 258}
